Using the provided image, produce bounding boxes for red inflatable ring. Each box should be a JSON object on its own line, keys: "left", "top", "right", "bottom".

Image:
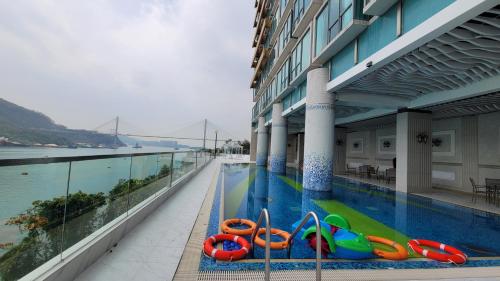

{"left": 203, "top": 234, "right": 250, "bottom": 261}
{"left": 408, "top": 239, "right": 467, "bottom": 264}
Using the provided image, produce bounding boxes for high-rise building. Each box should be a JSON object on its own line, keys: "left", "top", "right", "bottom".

{"left": 249, "top": 0, "right": 500, "bottom": 193}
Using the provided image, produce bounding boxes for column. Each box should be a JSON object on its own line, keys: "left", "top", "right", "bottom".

{"left": 297, "top": 133, "right": 304, "bottom": 170}
{"left": 334, "top": 127, "right": 347, "bottom": 175}
{"left": 250, "top": 126, "right": 257, "bottom": 161}
{"left": 462, "top": 115, "right": 479, "bottom": 189}
{"left": 396, "top": 109, "right": 432, "bottom": 193}
{"left": 256, "top": 117, "right": 269, "bottom": 166}
{"left": 269, "top": 103, "right": 288, "bottom": 173}
{"left": 303, "top": 68, "right": 335, "bottom": 191}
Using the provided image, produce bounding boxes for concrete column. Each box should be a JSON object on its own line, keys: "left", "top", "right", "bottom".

{"left": 269, "top": 103, "right": 288, "bottom": 173}
{"left": 250, "top": 126, "right": 257, "bottom": 161}
{"left": 256, "top": 117, "right": 269, "bottom": 166}
{"left": 297, "top": 133, "right": 304, "bottom": 170}
{"left": 462, "top": 115, "right": 479, "bottom": 190}
{"left": 334, "top": 127, "right": 347, "bottom": 175}
{"left": 303, "top": 68, "right": 335, "bottom": 191}
{"left": 396, "top": 109, "right": 432, "bottom": 193}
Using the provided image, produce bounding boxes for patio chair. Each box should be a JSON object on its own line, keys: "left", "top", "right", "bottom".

{"left": 346, "top": 164, "right": 357, "bottom": 176}
{"left": 359, "top": 165, "right": 370, "bottom": 178}
{"left": 470, "top": 177, "right": 487, "bottom": 203}
{"left": 377, "top": 167, "right": 386, "bottom": 181}
{"left": 485, "top": 178, "right": 500, "bottom": 206}
{"left": 386, "top": 168, "right": 396, "bottom": 184}
{"left": 368, "top": 166, "right": 379, "bottom": 179}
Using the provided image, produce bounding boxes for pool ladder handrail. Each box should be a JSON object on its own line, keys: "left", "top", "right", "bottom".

{"left": 286, "top": 211, "right": 322, "bottom": 281}
{"left": 250, "top": 208, "right": 271, "bottom": 281}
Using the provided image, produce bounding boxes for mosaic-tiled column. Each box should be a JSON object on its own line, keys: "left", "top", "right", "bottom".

{"left": 303, "top": 68, "right": 335, "bottom": 191}
{"left": 256, "top": 116, "right": 268, "bottom": 166}
{"left": 269, "top": 103, "right": 287, "bottom": 173}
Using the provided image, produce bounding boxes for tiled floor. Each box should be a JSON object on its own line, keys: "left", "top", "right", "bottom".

{"left": 75, "top": 160, "right": 219, "bottom": 281}
{"left": 337, "top": 174, "right": 499, "bottom": 215}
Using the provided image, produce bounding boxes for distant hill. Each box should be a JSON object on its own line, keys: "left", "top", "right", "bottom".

{"left": 118, "top": 135, "right": 191, "bottom": 149}
{"left": 0, "top": 98, "right": 124, "bottom": 148}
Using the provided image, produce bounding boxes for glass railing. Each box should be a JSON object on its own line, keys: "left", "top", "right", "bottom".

{"left": 0, "top": 150, "right": 211, "bottom": 280}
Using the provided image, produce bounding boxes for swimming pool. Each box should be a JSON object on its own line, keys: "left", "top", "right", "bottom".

{"left": 200, "top": 163, "right": 500, "bottom": 271}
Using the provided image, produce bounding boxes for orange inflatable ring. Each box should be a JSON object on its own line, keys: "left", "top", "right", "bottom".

{"left": 203, "top": 234, "right": 250, "bottom": 261}
{"left": 254, "top": 228, "right": 290, "bottom": 250}
{"left": 367, "top": 235, "right": 408, "bottom": 260}
{"left": 221, "top": 218, "right": 256, "bottom": 236}
{"left": 408, "top": 239, "right": 467, "bottom": 264}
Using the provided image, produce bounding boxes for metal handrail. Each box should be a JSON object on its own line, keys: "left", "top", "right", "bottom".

{"left": 250, "top": 208, "right": 271, "bottom": 281}
{"left": 286, "top": 211, "right": 322, "bottom": 281}
{"left": 0, "top": 149, "right": 199, "bottom": 167}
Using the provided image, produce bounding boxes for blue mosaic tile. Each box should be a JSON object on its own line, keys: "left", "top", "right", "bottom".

{"left": 303, "top": 154, "right": 333, "bottom": 191}
{"left": 269, "top": 154, "right": 286, "bottom": 173}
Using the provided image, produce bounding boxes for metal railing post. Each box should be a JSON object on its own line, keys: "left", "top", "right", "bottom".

{"left": 250, "top": 208, "right": 271, "bottom": 281}
{"left": 286, "top": 211, "right": 321, "bottom": 281}
{"left": 59, "top": 161, "right": 72, "bottom": 259}
{"left": 169, "top": 152, "right": 175, "bottom": 187}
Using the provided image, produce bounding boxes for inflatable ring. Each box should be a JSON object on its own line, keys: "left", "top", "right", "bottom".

{"left": 254, "top": 228, "right": 290, "bottom": 250}
{"left": 203, "top": 234, "right": 250, "bottom": 261}
{"left": 221, "top": 218, "right": 256, "bottom": 236}
{"left": 367, "top": 235, "right": 408, "bottom": 260}
{"left": 408, "top": 239, "right": 467, "bottom": 264}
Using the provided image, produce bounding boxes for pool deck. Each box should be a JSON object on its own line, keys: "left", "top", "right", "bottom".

{"left": 74, "top": 160, "right": 219, "bottom": 281}
{"left": 74, "top": 158, "right": 500, "bottom": 281}
{"left": 336, "top": 174, "right": 500, "bottom": 215}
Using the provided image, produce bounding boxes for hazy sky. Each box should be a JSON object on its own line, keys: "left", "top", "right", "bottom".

{"left": 0, "top": 0, "right": 254, "bottom": 141}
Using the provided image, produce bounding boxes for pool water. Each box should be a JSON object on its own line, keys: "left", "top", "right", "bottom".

{"left": 200, "top": 163, "right": 500, "bottom": 271}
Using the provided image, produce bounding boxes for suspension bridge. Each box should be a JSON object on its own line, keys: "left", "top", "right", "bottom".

{"left": 92, "top": 117, "right": 245, "bottom": 150}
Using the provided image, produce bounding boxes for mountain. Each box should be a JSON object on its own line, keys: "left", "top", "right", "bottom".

{"left": 0, "top": 98, "right": 124, "bottom": 148}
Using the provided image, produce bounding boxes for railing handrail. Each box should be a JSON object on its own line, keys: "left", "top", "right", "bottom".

{"left": 0, "top": 149, "right": 203, "bottom": 167}
{"left": 286, "top": 211, "right": 322, "bottom": 281}
{"left": 250, "top": 208, "right": 271, "bottom": 281}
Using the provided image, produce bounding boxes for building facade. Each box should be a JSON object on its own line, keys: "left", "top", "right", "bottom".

{"left": 249, "top": 0, "right": 500, "bottom": 193}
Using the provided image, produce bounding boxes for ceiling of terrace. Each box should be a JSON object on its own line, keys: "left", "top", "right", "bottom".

{"left": 285, "top": 105, "right": 372, "bottom": 134}
{"left": 342, "top": 92, "right": 500, "bottom": 131}
{"left": 337, "top": 5, "right": 500, "bottom": 102}
{"left": 423, "top": 91, "right": 500, "bottom": 119}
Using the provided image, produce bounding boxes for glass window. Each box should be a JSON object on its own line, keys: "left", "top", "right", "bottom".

{"left": 328, "top": 0, "right": 353, "bottom": 40}
{"left": 302, "top": 29, "right": 311, "bottom": 69}
{"left": 290, "top": 29, "right": 311, "bottom": 81}
{"left": 277, "top": 59, "right": 290, "bottom": 94}
{"left": 291, "top": 88, "right": 300, "bottom": 104}
{"left": 315, "top": 7, "right": 328, "bottom": 56}
{"left": 293, "top": 0, "right": 311, "bottom": 27}
{"left": 299, "top": 80, "right": 307, "bottom": 99}
{"left": 280, "top": 0, "right": 288, "bottom": 17}
{"left": 283, "top": 94, "right": 291, "bottom": 110}
{"left": 278, "top": 14, "right": 292, "bottom": 56}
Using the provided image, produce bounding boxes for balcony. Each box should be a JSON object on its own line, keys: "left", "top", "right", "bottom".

{"left": 251, "top": 18, "right": 273, "bottom": 66}
{"left": 363, "top": 0, "right": 399, "bottom": 16}
{"left": 250, "top": 47, "right": 271, "bottom": 88}
{"left": 292, "top": 0, "right": 324, "bottom": 38}
{"left": 313, "top": 19, "right": 369, "bottom": 66}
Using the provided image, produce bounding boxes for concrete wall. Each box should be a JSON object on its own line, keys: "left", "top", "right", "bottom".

{"left": 286, "top": 134, "right": 298, "bottom": 166}
{"left": 344, "top": 111, "right": 500, "bottom": 193}
{"left": 346, "top": 125, "right": 396, "bottom": 173}
{"left": 478, "top": 111, "right": 500, "bottom": 185}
